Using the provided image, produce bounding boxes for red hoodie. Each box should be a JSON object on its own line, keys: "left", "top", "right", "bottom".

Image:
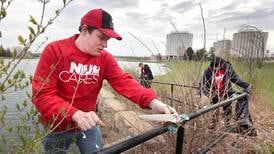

{"left": 32, "top": 34, "right": 156, "bottom": 132}
{"left": 213, "top": 69, "right": 225, "bottom": 96}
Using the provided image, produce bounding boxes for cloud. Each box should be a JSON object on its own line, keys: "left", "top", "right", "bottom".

{"left": 171, "top": 1, "right": 195, "bottom": 13}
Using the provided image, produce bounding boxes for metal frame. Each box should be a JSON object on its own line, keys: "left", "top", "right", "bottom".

{"left": 96, "top": 93, "right": 248, "bottom": 154}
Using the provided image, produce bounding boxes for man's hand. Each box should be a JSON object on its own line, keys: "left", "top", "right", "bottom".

{"left": 72, "top": 110, "right": 105, "bottom": 131}
{"left": 149, "top": 99, "right": 178, "bottom": 116}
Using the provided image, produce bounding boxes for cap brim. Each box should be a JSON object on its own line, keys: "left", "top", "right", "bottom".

{"left": 98, "top": 28, "right": 122, "bottom": 40}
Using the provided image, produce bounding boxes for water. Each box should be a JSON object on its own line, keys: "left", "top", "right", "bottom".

{"left": 2, "top": 59, "right": 38, "bottom": 123}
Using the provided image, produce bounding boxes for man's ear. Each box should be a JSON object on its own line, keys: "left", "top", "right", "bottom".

{"left": 80, "top": 24, "right": 88, "bottom": 32}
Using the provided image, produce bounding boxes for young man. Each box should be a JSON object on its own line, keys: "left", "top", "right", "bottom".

{"left": 32, "top": 8, "right": 177, "bottom": 153}
{"left": 139, "top": 62, "right": 154, "bottom": 88}
{"left": 200, "top": 57, "right": 256, "bottom": 136}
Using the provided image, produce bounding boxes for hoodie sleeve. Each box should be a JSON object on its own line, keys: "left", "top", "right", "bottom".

{"left": 228, "top": 64, "right": 250, "bottom": 90}
{"left": 104, "top": 53, "right": 157, "bottom": 109}
{"left": 32, "top": 44, "right": 78, "bottom": 127}
{"left": 199, "top": 67, "right": 213, "bottom": 96}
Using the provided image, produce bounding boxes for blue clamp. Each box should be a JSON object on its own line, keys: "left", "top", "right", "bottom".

{"left": 167, "top": 114, "right": 190, "bottom": 133}
{"left": 179, "top": 114, "right": 190, "bottom": 123}
{"left": 167, "top": 125, "right": 177, "bottom": 133}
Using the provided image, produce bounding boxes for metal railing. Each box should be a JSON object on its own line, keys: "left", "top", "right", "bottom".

{"left": 139, "top": 79, "right": 199, "bottom": 104}
{"left": 151, "top": 80, "right": 199, "bottom": 89}
{"left": 97, "top": 93, "right": 248, "bottom": 154}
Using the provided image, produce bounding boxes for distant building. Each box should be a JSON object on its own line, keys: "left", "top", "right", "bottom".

{"left": 213, "top": 40, "right": 232, "bottom": 56}
{"left": 265, "top": 50, "right": 274, "bottom": 58}
{"left": 270, "top": 53, "right": 274, "bottom": 58}
{"left": 231, "top": 26, "right": 268, "bottom": 58}
{"left": 166, "top": 31, "right": 193, "bottom": 60}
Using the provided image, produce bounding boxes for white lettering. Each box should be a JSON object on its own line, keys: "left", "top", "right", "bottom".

{"left": 59, "top": 62, "right": 101, "bottom": 84}
{"left": 70, "top": 62, "right": 82, "bottom": 74}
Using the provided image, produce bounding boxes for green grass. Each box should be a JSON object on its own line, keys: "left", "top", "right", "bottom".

{"left": 153, "top": 60, "right": 274, "bottom": 109}
{"left": 233, "top": 61, "right": 274, "bottom": 108}
{"left": 156, "top": 61, "right": 207, "bottom": 83}
{"left": 254, "top": 63, "right": 274, "bottom": 107}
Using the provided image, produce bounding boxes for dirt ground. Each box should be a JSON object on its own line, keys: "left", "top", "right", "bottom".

{"left": 195, "top": 93, "right": 274, "bottom": 153}
{"left": 247, "top": 94, "right": 274, "bottom": 152}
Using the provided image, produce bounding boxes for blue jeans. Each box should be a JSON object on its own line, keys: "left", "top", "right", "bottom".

{"left": 44, "top": 126, "right": 103, "bottom": 154}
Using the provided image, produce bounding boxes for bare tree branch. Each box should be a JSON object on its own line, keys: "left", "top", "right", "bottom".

{"left": 128, "top": 31, "right": 154, "bottom": 56}
{"left": 199, "top": 3, "right": 206, "bottom": 50}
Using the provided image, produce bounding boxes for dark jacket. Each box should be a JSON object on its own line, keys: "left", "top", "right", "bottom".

{"left": 200, "top": 57, "right": 250, "bottom": 97}
{"left": 144, "top": 64, "right": 153, "bottom": 80}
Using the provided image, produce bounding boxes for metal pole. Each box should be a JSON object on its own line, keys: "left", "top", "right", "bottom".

{"left": 171, "top": 84, "right": 174, "bottom": 105}
{"left": 186, "top": 93, "right": 247, "bottom": 120}
{"left": 151, "top": 81, "right": 199, "bottom": 89}
{"left": 97, "top": 124, "right": 173, "bottom": 154}
{"left": 176, "top": 126, "right": 185, "bottom": 154}
{"left": 96, "top": 93, "right": 247, "bottom": 154}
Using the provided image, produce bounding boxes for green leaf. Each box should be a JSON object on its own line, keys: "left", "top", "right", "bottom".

{"left": 0, "top": 30, "right": 2, "bottom": 38}
{"left": 5, "top": 127, "right": 12, "bottom": 133}
{"left": 26, "top": 91, "right": 32, "bottom": 99}
{"left": 16, "top": 103, "right": 21, "bottom": 111}
{"left": 29, "top": 33, "right": 33, "bottom": 42}
{"left": 48, "top": 19, "right": 53, "bottom": 25}
{"left": 55, "top": 9, "right": 60, "bottom": 15}
{"left": 20, "top": 134, "right": 28, "bottom": 145}
{"left": 63, "top": 0, "right": 66, "bottom": 5}
{"left": 23, "top": 100, "right": 28, "bottom": 107}
{"left": 29, "top": 15, "right": 37, "bottom": 25}
{"left": 29, "top": 75, "right": 33, "bottom": 81}
{"left": 0, "top": 9, "right": 7, "bottom": 19}
{"left": 18, "top": 35, "right": 25, "bottom": 45}
{"left": 2, "top": 105, "right": 7, "bottom": 114}
{"left": 0, "top": 84, "right": 5, "bottom": 92}
{"left": 12, "top": 50, "right": 17, "bottom": 60}
{"left": 28, "top": 26, "right": 35, "bottom": 34}
{"left": 41, "top": 27, "right": 45, "bottom": 33}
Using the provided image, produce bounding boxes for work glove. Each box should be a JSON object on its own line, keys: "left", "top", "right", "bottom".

{"left": 148, "top": 99, "right": 178, "bottom": 116}
{"left": 244, "top": 85, "right": 252, "bottom": 95}
{"left": 193, "top": 94, "right": 209, "bottom": 109}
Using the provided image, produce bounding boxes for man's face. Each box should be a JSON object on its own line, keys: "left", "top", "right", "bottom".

{"left": 212, "top": 62, "right": 225, "bottom": 72}
{"left": 212, "top": 66, "right": 221, "bottom": 72}
{"left": 83, "top": 29, "right": 110, "bottom": 56}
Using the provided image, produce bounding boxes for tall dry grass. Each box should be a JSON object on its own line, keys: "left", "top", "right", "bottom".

{"left": 100, "top": 59, "right": 274, "bottom": 153}
{"left": 151, "top": 59, "right": 274, "bottom": 153}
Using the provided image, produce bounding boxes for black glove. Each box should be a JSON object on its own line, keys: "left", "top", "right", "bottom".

{"left": 244, "top": 85, "right": 252, "bottom": 94}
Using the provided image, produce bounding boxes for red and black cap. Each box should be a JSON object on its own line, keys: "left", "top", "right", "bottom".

{"left": 210, "top": 56, "right": 227, "bottom": 69}
{"left": 81, "top": 8, "right": 122, "bottom": 40}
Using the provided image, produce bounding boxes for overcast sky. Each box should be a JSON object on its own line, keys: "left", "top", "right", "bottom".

{"left": 1, "top": 0, "right": 273, "bottom": 56}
